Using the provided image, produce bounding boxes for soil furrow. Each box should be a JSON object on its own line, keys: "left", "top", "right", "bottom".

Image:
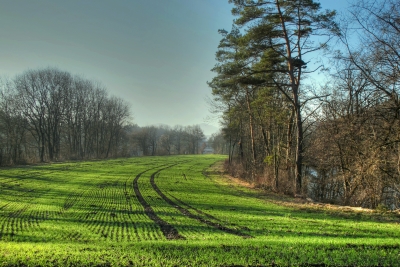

{"left": 150, "top": 170, "right": 252, "bottom": 238}
{"left": 133, "top": 169, "right": 184, "bottom": 240}
{"left": 168, "top": 193, "right": 221, "bottom": 222}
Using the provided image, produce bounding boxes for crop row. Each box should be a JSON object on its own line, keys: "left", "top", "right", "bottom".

{"left": 0, "top": 166, "right": 71, "bottom": 242}
{"left": 0, "top": 155, "right": 399, "bottom": 267}
{"left": 150, "top": 168, "right": 251, "bottom": 239}
{"left": 0, "top": 156, "right": 248, "bottom": 243}
{"left": 134, "top": 167, "right": 184, "bottom": 240}
{"left": 59, "top": 165, "right": 164, "bottom": 242}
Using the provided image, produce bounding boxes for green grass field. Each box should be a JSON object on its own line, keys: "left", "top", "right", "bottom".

{"left": 0, "top": 155, "right": 399, "bottom": 266}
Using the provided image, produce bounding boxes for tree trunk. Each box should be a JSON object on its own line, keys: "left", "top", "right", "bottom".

{"left": 294, "top": 100, "right": 303, "bottom": 194}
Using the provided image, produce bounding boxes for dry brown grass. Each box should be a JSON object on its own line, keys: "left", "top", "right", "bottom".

{"left": 210, "top": 160, "right": 400, "bottom": 223}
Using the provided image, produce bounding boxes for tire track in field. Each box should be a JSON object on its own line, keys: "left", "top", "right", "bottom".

{"left": 123, "top": 164, "right": 170, "bottom": 241}
{"left": 123, "top": 175, "right": 143, "bottom": 241}
{"left": 150, "top": 170, "right": 252, "bottom": 238}
{"left": 168, "top": 194, "right": 221, "bottom": 222}
{"left": 133, "top": 167, "right": 185, "bottom": 240}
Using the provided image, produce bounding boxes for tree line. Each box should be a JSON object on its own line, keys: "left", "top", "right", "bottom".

{"left": 209, "top": 0, "right": 400, "bottom": 209}
{"left": 129, "top": 124, "right": 206, "bottom": 156}
{"left": 0, "top": 68, "right": 207, "bottom": 165}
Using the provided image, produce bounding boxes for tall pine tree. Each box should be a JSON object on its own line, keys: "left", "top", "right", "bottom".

{"left": 211, "top": 0, "right": 337, "bottom": 194}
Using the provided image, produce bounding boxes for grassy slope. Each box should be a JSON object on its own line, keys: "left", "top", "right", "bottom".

{"left": 0, "top": 155, "right": 398, "bottom": 266}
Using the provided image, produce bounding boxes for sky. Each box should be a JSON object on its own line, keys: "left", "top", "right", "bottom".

{"left": 0, "top": 0, "right": 349, "bottom": 136}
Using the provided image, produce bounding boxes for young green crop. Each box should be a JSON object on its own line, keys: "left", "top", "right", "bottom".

{"left": 0, "top": 155, "right": 398, "bottom": 266}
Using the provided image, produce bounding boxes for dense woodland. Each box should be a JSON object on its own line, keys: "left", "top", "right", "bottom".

{"left": 0, "top": 68, "right": 207, "bottom": 164}
{"left": 208, "top": 0, "right": 400, "bottom": 209}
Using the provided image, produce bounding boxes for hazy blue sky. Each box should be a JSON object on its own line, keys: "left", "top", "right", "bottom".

{"left": 0, "top": 0, "right": 349, "bottom": 135}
